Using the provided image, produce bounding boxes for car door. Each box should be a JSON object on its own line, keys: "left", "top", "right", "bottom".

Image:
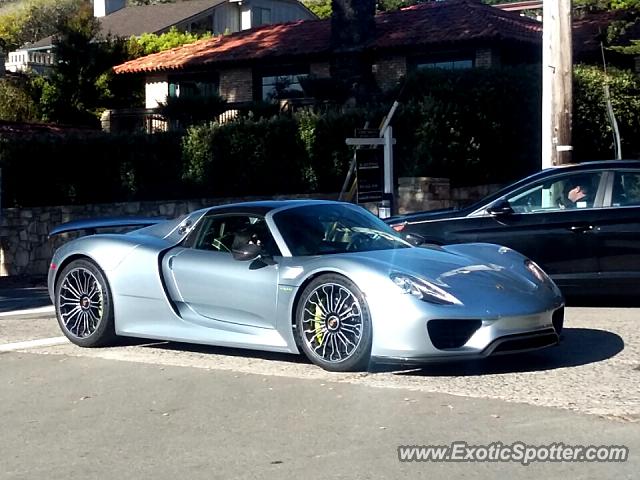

{"left": 595, "top": 168, "right": 640, "bottom": 294}
{"left": 438, "top": 170, "right": 607, "bottom": 289}
{"left": 163, "top": 213, "right": 281, "bottom": 329}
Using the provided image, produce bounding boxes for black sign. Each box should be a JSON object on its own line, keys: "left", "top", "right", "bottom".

{"left": 355, "top": 128, "right": 380, "bottom": 138}
{"left": 356, "top": 149, "right": 384, "bottom": 203}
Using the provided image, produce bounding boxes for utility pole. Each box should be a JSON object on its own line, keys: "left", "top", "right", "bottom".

{"left": 542, "top": 0, "right": 573, "bottom": 168}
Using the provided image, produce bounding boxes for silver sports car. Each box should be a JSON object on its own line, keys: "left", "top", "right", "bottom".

{"left": 48, "top": 200, "right": 565, "bottom": 372}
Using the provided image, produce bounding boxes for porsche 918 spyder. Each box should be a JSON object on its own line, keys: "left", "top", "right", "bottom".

{"left": 48, "top": 200, "right": 564, "bottom": 371}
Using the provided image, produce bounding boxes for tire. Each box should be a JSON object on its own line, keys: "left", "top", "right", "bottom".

{"left": 295, "top": 274, "right": 372, "bottom": 372}
{"left": 55, "top": 259, "right": 116, "bottom": 347}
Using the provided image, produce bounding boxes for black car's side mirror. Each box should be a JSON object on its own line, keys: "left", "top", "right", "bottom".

{"left": 486, "top": 199, "right": 514, "bottom": 216}
{"left": 404, "top": 232, "right": 427, "bottom": 246}
{"left": 232, "top": 243, "right": 262, "bottom": 261}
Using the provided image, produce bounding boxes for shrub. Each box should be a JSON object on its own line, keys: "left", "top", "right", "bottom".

{"left": 296, "top": 109, "right": 374, "bottom": 192}
{"left": 0, "top": 77, "right": 40, "bottom": 122}
{"left": 390, "top": 66, "right": 543, "bottom": 185}
{"left": 4, "top": 65, "right": 638, "bottom": 209}
{"left": 573, "top": 64, "right": 640, "bottom": 160}
{"left": 0, "top": 131, "right": 183, "bottom": 207}
{"left": 182, "top": 116, "right": 312, "bottom": 197}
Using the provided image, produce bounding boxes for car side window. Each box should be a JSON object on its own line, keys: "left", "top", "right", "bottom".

{"left": 611, "top": 171, "right": 640, "bottom": 207}
{"left": 505, "top": 172, "right": 604, "bottom": 213}
{"left": 189, "top": 215, "right": 281, "bottom": 256}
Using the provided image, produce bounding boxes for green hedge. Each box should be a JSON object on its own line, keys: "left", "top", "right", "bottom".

{"left": 0, "top": 131, "right": 183, "bottom": 207}
{"left": 390, "top": 66, "right": 543, "bottom": 185}
{"left": 2, "top": 65, "right": 639, "bottom": 207}
{"left": 182, "top": 116, "right": 312, "bottom": 197}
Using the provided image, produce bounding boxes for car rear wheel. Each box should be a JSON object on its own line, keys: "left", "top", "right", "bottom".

{"left": 295, "top": 274, "right": 372, "bottom": 372}
{"left": 55, "top": 259, "right": 116, "bottom": 347}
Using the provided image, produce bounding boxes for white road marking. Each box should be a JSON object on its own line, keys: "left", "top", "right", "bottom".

{"left": 0, "top": 306, "right": 55, "bottom": 318}
{"left": 0, "top": 336, "right": 68, "bottom": 353}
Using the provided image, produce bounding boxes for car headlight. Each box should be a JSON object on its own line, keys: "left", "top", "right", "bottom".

{"left": 524, "top": 259, "right": 548, "bottom": 283}
{"left": 390, "top": 272, "right": 462, "bottom": 305}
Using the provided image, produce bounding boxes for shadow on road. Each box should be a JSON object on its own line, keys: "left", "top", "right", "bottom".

{"left": 123, "top": 327, "right": 624, "bottom": 376}
{"left": 126, "top": 338, "right": 312, "bottom": 365}
{"left": 566, "top": 295, "right": 640, "bottom": 308}
{"left": 0, "top": 287, "right": 51, "bottom": 313}
{"left": 383, "top": 328, "right": 624, "bottom": 377}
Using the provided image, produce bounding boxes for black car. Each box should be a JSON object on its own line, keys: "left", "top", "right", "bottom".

{"left": 388, "top": 160, "right": 640, "bottom": 296}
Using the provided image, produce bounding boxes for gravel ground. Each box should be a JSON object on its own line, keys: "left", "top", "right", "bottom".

{"left": 12, "top": 306, "right": 639, "bottom": 422}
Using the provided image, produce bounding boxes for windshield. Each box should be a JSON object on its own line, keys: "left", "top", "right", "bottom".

{"left": 273, "top": 204, "right": 411, "bottom": 256}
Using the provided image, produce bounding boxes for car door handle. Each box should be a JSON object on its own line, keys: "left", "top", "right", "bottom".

{"left": 167, "top": 256, "right": 174, "bottom": 269}
{"left": 568, "top": 224, "right": 594, "bottom": 233}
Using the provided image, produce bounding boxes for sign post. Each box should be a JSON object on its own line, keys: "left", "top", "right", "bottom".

{"left": 345, "top": 101, "right": 398, "bottom": 218}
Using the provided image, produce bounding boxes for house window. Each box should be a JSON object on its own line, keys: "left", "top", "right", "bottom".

{"left": 252, "top": 7, "right": 271, "bottom": 27}
{"left": 261, "top": 73, "right": 307, "bottom": 102}
{"left": 169, "top": 74, "right": 220, "bottom": 99}
{"left": 416, "top": 59, "right": 473, "bottom": 70}
{"left": 190, "top": 13, "right": 214, "bottom": 35}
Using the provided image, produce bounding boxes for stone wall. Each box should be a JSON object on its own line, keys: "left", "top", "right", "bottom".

{"left": 397, "top": 177, "right": 502, "bottom": 214}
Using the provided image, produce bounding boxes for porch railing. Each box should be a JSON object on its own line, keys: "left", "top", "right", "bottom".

{"left": 103, "top": 98, "right": 323, "bottom": 134}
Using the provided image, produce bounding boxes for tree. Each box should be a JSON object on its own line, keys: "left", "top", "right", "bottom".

{"left": 0, "top": 76, "right": 39, "bottom": 122}
{"left": 127, "top": 27, "right": 211, "bottom": 57}
{"left": 0, "top": 0, "right": 84, "bottom": 53}
{"left": 35, "top": 3, "right": 137, "bottom": 125}
{"left": 302, "top": 0, "right": 332, "bottom": 18}
{"left": 575, "top": 0, "right": 640, "bottom": 8}
{"left": 575, "top": 0, "right": 640, "bottom": 57}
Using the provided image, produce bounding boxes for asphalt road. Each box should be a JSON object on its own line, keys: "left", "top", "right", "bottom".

{"left": 1, "top": 287, "right": 639, "bottom": 479}
{"left": 0, "top": 286, "right": 50, "bottom": 313}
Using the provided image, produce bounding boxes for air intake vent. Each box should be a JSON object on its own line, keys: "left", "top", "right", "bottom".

{"left": 427, "top": 319, "right": 482, "bottom": 350}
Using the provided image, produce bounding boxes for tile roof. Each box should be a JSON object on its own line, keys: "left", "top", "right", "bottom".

{"left": 99, "top": 0, "right": 226, "bottom": 38}
{"left": 114, "top": 0, "right": 543, "bottom": 74}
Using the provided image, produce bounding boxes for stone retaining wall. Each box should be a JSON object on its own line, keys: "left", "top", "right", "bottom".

{"left": 0, "top": 180, "right": 500, "bottom": 277}
{"left": 397, "top": 177, "right": 502, "bottom": 214}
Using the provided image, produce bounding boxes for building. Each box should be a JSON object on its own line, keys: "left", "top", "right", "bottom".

{"left": 114, "top": 0, "right": 544, "bottom": 109}
{"left": 4, "top": 37, "right": 56, "bottom": 75}
{"left": 3, "top": 0, "right": 315, "bottom": 75}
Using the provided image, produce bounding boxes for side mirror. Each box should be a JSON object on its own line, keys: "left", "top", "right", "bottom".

{"left": 486, "top": 198, "right": 514, "bottom": 216}
{"left": 404, "top": 232, "right": 427, "bottom": 246}
{"left": 232, "top": 243, "right": 262, "bottom": 261}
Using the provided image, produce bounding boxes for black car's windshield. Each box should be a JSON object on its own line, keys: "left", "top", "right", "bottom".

{"left": 274, "top": 204, "right": 411, "bottom": 256}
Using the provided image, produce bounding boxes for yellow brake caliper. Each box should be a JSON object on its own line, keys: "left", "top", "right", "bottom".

{"left": 314, "top": 304, "right": 324, "bottom": 346}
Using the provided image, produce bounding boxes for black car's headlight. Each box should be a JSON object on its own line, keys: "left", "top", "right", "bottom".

{"left": 390, "top": 272, "right": 462, "bottom": 305}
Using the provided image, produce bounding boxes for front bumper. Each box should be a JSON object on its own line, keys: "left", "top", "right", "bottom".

{"left": 372, "top": 327, "right": 559, "bottom": 365}
{"left": 367, "top": 289, "right": 564, "bottom": 362}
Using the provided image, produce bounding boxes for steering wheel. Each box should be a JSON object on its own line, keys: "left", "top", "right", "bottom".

{"left": 211, "top": 238, "right": 232, "bottom": 252}
{"left": 346, "top": 232, "right": 370, "bottom": 252}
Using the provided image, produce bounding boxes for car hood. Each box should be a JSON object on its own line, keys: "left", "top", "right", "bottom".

{"left": 345, "top": 245, "right": 540, "bottom": 296}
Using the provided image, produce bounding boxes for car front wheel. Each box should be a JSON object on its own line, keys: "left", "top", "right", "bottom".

{"left": 295, "top": 274, "right": 372, "bottom": 372}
